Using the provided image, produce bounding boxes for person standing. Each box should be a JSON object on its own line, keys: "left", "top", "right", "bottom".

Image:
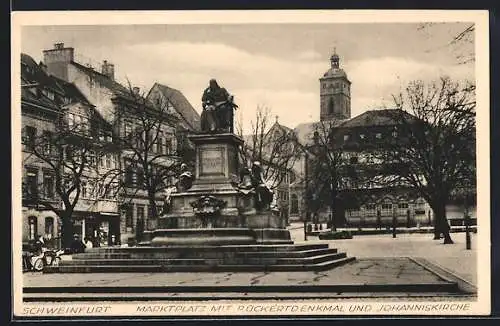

{"left": 84, "top": 237, "right": 93, "bottom": 249}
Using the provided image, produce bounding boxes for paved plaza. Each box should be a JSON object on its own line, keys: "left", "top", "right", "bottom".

{"left": 22, "top": 226, "right": 478, "bottom": 302}
{"left": 287, "top": 224, "right": 477, "bottom": 286}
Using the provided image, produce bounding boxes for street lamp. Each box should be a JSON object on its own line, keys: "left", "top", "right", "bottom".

{"left": 392, "top": 206, "right": 397, "bottom": 238}
{"left": 464, "top": 193, "right": 471, "bottom": 250}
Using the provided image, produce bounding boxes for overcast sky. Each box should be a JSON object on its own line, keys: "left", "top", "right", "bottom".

{"left": 21, "top": 23, "right": 474, "bottom": 133}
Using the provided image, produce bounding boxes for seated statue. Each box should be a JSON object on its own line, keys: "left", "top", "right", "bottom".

{"left": 177, "top": 163, "right": 193, "bottom": 192}
{"left": 250, "top": 161, "right": 274, "bottom": 211}
{"left": 201, "top": 78, "right": 238, "bottom": 133}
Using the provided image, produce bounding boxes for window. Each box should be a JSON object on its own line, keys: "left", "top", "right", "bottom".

{"left": 392, "top": 130, "right": 398, "bottom": 138}
{"left": 44, "top": 217, "right": 54, "bottom": 238}
{"left": 290, "top": 194, "right": 299, "bottom": 214}
{"left": 124, "top": 120, "right": 132, "bottom": 137}
{"left": 67, "top": 113, "right": 75, "bottom": 128}
{"left": 24, "top": 126, "right": 36, "bottom": 149}
{"left": 43, "top": 172, "right": 54, "bottom": 199}
{"left": 124, "top": 205, "right": 134, "bottom": 230}
{"left": 375, "top": 133, "right": 382, "bottom": 139}
{"left": 381, "top": 203, "right": 393, "bottom": 215}
{"left": 26, "top": 169, "right": 38, "bottom": 199}
{"left": 165, "top": 137, "right": 173, "bottom": 155}
{"left": 89, "top": 151, "right": 96, "bottom": 166}
{"left": 137, "top": 205, "right": 145, "bottom": 222}
{"left": 365, "top": 204, "right": 376, "bottom": 211}
{"left": 343, "top": 134, "right": 350, "bottom": 142}
{"left": 398, "top": 202, "right": 409, "bottom": 215}
{"left": 125, "top": 163, "right": 135, "bottom": 186}
{"left": 289, "top": 171, "right": 296, "bottom": 184}
{"left": 81, "top": 181, "right": 87, "bottom": 198}
{"left": 349, "top": 156, "right": 358, "bottom": 164}
{"left": 157, "top": 132, "right": 163, "bottom": 154}
{"left": 359, "top": 134, "right": 365, "bottom": 140}
{"left": 105, "top": 154, "right": 111, "bottom": 169}
{"left": 42, "top": 131, "right": 52, "bottom": 155}
{"left": 28, "top": 216, "right": 38, "bottom": 240}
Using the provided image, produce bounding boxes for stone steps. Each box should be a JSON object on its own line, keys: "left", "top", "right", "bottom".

{"left": 72, "top": 248, "right": 338, "bottom": 260}
{"left": 44, "top": 257, "right": 356, "bottom": 273}
{"left": 84, "top": 243, "right": 329, "bottom": 253}
{"left": 45, "top": 243, "right": 355, "bottom": 273}
{"left": 58, "top": 252, "right": 347, "bottom": 266}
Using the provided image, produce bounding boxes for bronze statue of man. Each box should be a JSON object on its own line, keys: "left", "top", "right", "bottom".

{"left": 201, "top": 79, "right": 237, "bottom": 133}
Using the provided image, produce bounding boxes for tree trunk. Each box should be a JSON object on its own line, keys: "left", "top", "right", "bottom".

{"left": 432, "top": 202, "right": 454, "bottom": 244}
{"left": 60, "top": 210, "right": 73, "bottom": 249}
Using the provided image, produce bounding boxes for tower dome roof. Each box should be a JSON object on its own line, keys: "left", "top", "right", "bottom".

{"left": 323, "top": 68, "right": 347, "bottom": 78}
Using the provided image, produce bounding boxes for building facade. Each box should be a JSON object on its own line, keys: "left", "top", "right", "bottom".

{"left": 34, "top": 43, "right": 200, "bottom": 245}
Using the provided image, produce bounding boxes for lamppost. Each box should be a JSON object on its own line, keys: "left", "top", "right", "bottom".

{"left": 304, "top": 152, "right": 309, "bottom": 241}
{"left": 464, "top": 192, "right": 471, "bottom": 250}
{"left": 392, "top": 205, "right": 397, "bottom": 238}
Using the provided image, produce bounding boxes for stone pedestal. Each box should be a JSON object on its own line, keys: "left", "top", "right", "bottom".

{"left": 152, "top": 132, "right": 292, "bottom": 246}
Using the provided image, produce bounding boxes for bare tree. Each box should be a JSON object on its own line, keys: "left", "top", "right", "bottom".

{"left": 22, "top": 108, "right": 115, "bottom": 247}
{"left": 237, "top": 106, "right": 301, "bottom": 191}
{"left": 383, "top": 76, "right": 476, "bottom": 244}
{"left": 418, "top": 23, "right": 475, "bottom": 65}
{"left": 306, "top": 120, "right": 365, "bottom": 230}
{"left": 107, "top": 85, "right": 192, "bottom": 230}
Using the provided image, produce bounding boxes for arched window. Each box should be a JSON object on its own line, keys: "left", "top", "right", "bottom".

{"left": 328, "top": 98, "right": 334, "bottom": 114}
{"left": 45, "top": 217, "right": 54, "bottom": 238}
{"left": 290, "top": 194, "right": 299, "bottom": 214}
{"left": 28, "top": 216, "right": 37, "bottom": 240}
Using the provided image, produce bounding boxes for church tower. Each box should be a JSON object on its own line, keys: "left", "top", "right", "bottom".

{"left": 319, "top": 49, "right": 351, "bottom": 121}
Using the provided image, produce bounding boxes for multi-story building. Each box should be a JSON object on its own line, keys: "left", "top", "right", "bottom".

{"left": 21, "top": 53, "right": 64, "bottom": 245}
{"left": 21, "top": 53, "right": 118, "bottom": 246}
{"left": 291, "top": 49, "right": 475, "bottom": 227}
{"left": 39, "top": 43, "right": 200, "bottom": 244}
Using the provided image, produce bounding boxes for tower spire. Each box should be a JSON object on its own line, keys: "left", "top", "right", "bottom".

{"left": 330, "top": 47, "right": 340, "bottom": 69}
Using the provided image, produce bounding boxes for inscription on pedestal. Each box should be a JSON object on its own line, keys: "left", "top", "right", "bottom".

{"left": 199, "top": 147, "right": 225, "bottom": 177}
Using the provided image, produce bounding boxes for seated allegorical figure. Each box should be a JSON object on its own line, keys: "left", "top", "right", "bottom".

{"left": 177, "top": 163, "right": 193, "bottom": 192}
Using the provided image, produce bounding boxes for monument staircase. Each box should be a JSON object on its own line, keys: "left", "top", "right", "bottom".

{"left": 44, "top": 243, "right": 355, "bottom": 273}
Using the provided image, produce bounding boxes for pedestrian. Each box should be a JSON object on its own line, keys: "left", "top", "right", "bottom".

{"left": 69, "top": 234, "right": 86, "bottom": 254}
{"left": 84, "top": 237, "right": 93, "bottom": 249}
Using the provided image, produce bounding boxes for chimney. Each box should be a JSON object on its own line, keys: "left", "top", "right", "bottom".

{"left": 101, "top": 60, "right": 115, "bottom": 80}
{"left": 42, "top": 42, "right": 74, "bottom": 81}
{"left": 132, "top": 87, "right": 140, "bottom": 95}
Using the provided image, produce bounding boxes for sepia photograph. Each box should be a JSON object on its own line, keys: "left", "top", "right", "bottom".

{"left": 11, "top": 10, "right": 490, "bottom": 318}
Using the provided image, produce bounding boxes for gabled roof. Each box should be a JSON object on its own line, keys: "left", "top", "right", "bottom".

{"left": 51, "top": 75, "right": 93, "bottom": 106}
{"left": 151, "top": 83, "right": 201, "bottom": 131}
{"left": 338, "top": 109, "right": 417, "bottom": 128}
{"left": 21, "top": 53, "right": 65, "bottom": 96}
{"left": 69, "top": 61, "right": 131, "bottom": 98}
{"left": 293, "top": 119, "right": 345, "bottom": 146}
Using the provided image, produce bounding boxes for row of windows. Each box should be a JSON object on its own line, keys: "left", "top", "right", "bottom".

{"left": 79, "top": 180, "right": 119, "bottom": 200}
{"left": 343, "top": 130, "right": 398, "bottom": 142}
{"left": 27, "top": 216, "right": 55, "bottom": 240}
{"left": 322, "top": 82, "right": 348, "bottom": 90}
{"left": 24, "top": 168, "right": 55, "bottom": 200}
{"left": 123, "top": 203, "right": 156, "bottom": 231}
{"left": 349, "top": 201, "right": 426, "bottom": 217}
{"left": 123, "top": 120, "right": 175, "bottom": 155}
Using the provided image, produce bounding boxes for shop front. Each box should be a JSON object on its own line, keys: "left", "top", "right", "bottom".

{"left": 72, "top": 213, "right": 120, "bottom": 247}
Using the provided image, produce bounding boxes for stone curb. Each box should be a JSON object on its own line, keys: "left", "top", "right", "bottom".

{"left": 409, "top": 257, "right": 477, "bottom": 294}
